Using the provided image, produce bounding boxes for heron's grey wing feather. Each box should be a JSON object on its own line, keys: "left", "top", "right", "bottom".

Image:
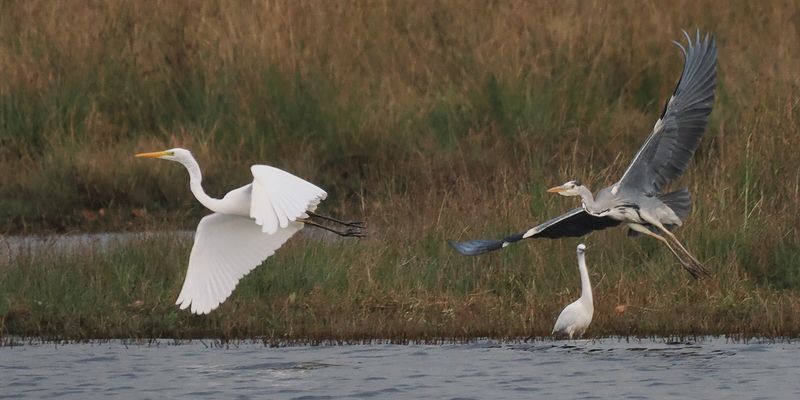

{"left": 618, "top": 31, "right": 717, "bottom": 194}
{"left": 449, "top": 208, "right": 620, "bottom": 256}
{"left": 525, "top": 208, "right": 622, "bottom": 239}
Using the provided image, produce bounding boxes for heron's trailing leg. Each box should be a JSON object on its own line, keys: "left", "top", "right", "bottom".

{"left": 302, "top": 220, "right": 365, "bottom": 237}
{"left": 629, "top": 224, "right": 702, "bottom": 278}
{"left": 650, "top": 222, "right": 708, "bottom": 278}
{"left": 658, "top": 225, "right": 703, "bottom": 265}
{"left": 307, "top": 211, "right": 364, "bottom": 228}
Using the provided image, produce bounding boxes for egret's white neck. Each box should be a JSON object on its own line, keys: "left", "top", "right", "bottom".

{"left": 179, "top": 156, "right": 222, "bottom": 212}
{"left": 577, "top": 252, "right": 593, "bottom": 311}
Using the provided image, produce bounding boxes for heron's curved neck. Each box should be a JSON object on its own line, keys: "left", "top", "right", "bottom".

{"left": 180, "top": 156, "right": 221, "bottom": 211}
{"left": 577, "top": 252, "right": 593, "bottom": 309}
{"left": 576, "top": 185, "right": 598, "bottom": 212}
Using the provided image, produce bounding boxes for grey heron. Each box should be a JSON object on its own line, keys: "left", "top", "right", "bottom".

{"left": 552, "top": 244, "right": 593, "bottom": 339}
{"left": 449, "top": 31, "right": 717, "bottom": 278}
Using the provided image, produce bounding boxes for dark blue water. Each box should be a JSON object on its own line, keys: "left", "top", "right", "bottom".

{"left": 2, "top": 338, "right": 798, "bottom": 399}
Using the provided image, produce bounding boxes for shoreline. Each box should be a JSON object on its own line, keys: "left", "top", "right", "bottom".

{"left": 2, "top": 335, "right": 795, "bottom": 348}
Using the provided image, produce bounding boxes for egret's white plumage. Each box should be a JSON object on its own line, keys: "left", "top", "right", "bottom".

{"left": 136, "top": 148, "right": 327, "bottom": 314}
{"left": 552, "top": 244, "right": 593, "bottom": 339}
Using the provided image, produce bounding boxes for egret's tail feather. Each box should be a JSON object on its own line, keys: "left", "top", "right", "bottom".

{"left": 449, "top": 231, "right": 525, "bottom": 256}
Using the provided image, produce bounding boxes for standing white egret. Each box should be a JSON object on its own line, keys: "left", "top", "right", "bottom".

{"left": 450, "top": 31, "right": 717, "bottom": 278}
{"left": 135, "top": 148, "right": 364, "bottom": 315}
{"left": 552, "top": 244, "right": 593, "bottom": 339}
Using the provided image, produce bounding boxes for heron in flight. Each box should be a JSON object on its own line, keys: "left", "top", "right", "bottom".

{"left": 136, "top": 148, "right": 364, "bottom": 314}
{"left": 552, "top": 244, "right": 593, "bottom": 339}
{"left": 450, "top": 31, "right": 717, "bottom": 278}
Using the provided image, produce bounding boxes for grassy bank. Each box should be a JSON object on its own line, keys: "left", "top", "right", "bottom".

{"left": 1, "top": 0, "right": 799, "bottom": 338}
{"left": 2, "top": 231, "right": 800, "bottom": 340}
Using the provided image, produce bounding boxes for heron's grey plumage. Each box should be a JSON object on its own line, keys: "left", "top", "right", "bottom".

{"left": 449, "top": 208, "right": 620, "bottom": 256}
{"left": 449, "top": 30, "right": 717, "bottom": 278}
{"left": 658, "top": 188, "right": 692, "bottom": 221}
{"left": 617, "top": 31, "right": 717, "bottom": 195}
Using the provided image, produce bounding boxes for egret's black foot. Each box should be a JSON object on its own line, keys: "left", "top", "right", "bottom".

{"left": 308, "top": 212, "right": 365, "bottom": 228}
{"left": 343, "top": 227, "right": 367, "bottom": 238}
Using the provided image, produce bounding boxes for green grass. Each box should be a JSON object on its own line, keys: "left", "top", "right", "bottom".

{"left": 2, "top": 225, "right": 799, "bottom": 340}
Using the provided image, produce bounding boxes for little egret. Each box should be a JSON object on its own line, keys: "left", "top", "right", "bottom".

{"left": 136, "top": 148, "right": 364, "bottom": 314}
{"left": 450, "top": 31, "right": 717, "bottom": 278}
{"left": 552, "top": 244, "right": 593, "bottom": 339}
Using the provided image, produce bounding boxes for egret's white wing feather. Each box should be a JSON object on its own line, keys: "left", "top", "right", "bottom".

{"left": 250, "top": 165, "right": 327, "bottom": 234}
{"left": 175, "top": 213, "right": 302, "bottom": 314}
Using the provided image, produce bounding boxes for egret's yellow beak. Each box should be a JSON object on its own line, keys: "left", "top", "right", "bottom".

{"left": 547, "top": 186, "right": 565, "bottom": 193}
{"left": 135, "top": 150, "right": 172, "bottom": 159}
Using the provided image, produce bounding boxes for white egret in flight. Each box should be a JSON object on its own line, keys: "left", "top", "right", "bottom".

{"left": 552, "top": 244, "right": 593, "bottom": 339}
{"left": 136, "top": 148, "right": 364, "bottom": 314}
{"left": 450, "top": 31, "right": 717, "bottom": 278}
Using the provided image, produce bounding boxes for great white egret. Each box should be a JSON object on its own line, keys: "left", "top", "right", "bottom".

{"left": 450, "top": 31, "right": 717, "bottom": 278}
{"left": 552, "top": 243, "right": 593, "bottom": 339}
{"left": 135, "top": 148, "right": 364, "bottom": 314}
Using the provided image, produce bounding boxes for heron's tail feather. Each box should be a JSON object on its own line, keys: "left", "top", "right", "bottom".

{"left": 448, "top": 231, "right": 526, "bottom": 256}
{"left": 628, "top": 187, "right": 693, "bottom": 235}
{"left": 659, "top": 187, "right": 692, "bottom": 221}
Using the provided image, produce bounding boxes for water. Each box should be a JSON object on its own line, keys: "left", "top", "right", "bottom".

{"left": 0, "top": 229, "right": 344, "bottom": 259}
{"left": 2, "top": 338, "right": 798, "bottom": 399}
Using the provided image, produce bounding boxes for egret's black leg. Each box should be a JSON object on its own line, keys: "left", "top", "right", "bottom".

{"left": 301, "top": 220, "right": 366, "bottom": 238}
{"left": 307, "top": 211, "right": 365, "bottom": 228}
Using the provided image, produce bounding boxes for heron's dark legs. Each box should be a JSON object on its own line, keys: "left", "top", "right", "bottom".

{"left": 630, "top": 224, "right": 703, "bottom": 279}
{"left": 301, "top": 220, "right": 365, "bottom": 238}
{"left": 307, "top": 211, "right": 364, "bottom": 228}
{"left": 658, "top": 226, "right": 703, "bottom": 265}
{"left": 650, "top": 222, "right": 708, "bottom": 278}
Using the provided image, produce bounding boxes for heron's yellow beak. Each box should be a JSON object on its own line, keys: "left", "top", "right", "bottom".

{"left": 547, "top": 186, "right": 565, "bottom": 193}
{"left": 135, "top": 150, "right": 172, "bottom": 159}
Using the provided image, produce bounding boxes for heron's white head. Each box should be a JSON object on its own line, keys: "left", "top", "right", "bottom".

{"left": 135, "top": 148, "right": 193, "bottom": 164}
{"left": 577, "top": 243, "right": 587, "bottom": 254}
{"left": 547, "top": 180, "right": 583, "bottom": 197}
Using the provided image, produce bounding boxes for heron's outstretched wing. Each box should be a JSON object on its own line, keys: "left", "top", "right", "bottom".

{"left": 449, "top": 208, "right": 620, "bottom": 256}
{"left": 176, "top": 213, "right": 302, "bottom": 315}
{"left": 617, "top": 31, "right": 717, "bottom": 195}
{"left": 250, "top": 165, "right": 327, "bottom": 234}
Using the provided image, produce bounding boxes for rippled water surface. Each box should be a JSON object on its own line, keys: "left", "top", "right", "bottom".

{"left": 2, "top": 338, "right": 798, "bottom": 399}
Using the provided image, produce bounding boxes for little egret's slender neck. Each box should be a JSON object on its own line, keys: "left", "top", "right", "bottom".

{"left": 577, "top": 251, "right": 593, "bottom": 310}
{"left": 179, "top": 156, "right": 221, "bottom": 212}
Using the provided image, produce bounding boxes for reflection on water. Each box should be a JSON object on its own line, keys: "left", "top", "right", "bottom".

{"left": 2, "top": 338, "right": 798, "bottom": 399}
{"left": 0, "top": 232, "right": 193, "bottom": 259}
{"left": 0, "top": 229, "right": 346, "bottom": 259}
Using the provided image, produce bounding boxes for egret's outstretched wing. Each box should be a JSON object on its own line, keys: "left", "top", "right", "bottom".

{"left": 617, "top": 31, "right": 717, "bottom": 195}
{"left": 249, "top": 165, "right": 327, "bottom": 234}
{"left": 175, "top": 213, "right": 302, "bottom": 314}
{"left": 449, "top": 208, "right": 620, "bottom": 256}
